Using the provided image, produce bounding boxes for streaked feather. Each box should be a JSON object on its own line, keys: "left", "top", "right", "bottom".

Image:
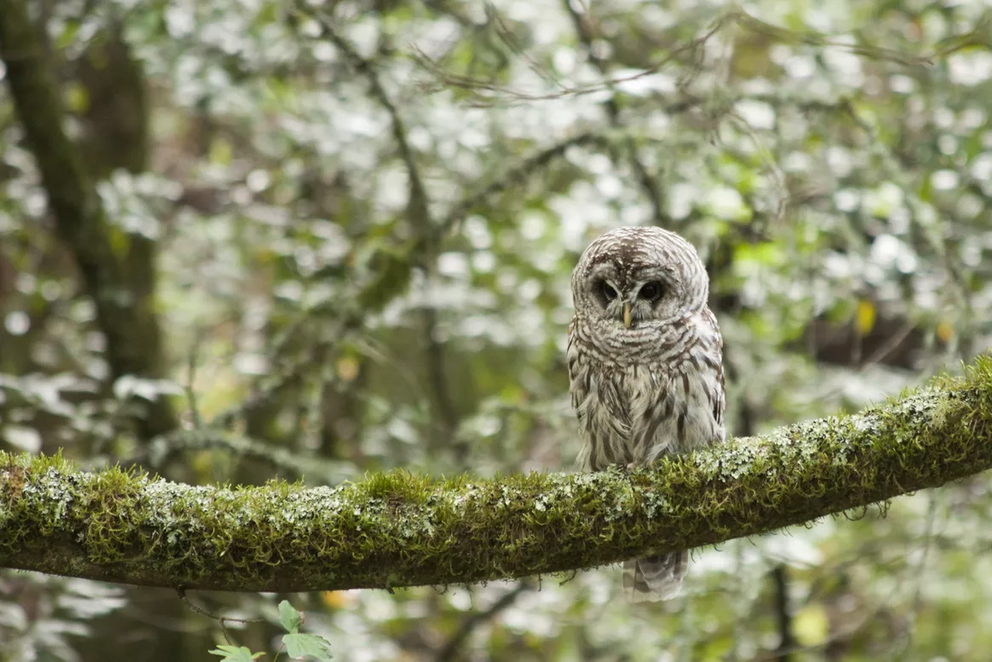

{"left": 568, "top": 227, "right": 726, "bottom": 602}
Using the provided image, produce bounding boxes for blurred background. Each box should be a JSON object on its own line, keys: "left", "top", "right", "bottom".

{"left": 1, "top": 0, "right": 991, "bottom": 659}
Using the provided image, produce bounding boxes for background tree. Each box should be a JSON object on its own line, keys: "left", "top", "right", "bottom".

{"left": 1, "top": 0, "right": 991, "bottom": 660}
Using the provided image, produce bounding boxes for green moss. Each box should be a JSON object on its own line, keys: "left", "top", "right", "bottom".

{"left": 1, "top": 357, "right": 992, "bottom": 592}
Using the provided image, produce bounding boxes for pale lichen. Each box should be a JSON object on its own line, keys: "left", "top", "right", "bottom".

{"left": 0, "top": 356, "right": 990, "bottom": 592}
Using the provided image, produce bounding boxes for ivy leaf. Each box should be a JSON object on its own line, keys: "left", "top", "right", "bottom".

{"left": 278, "top": 599, "right": 303, "bottom": 634}
{"left": 208, "top": 645, "right": 264, "bottom": 662}
{"left": 283, "top": 633, "right": 334, "bottom": 661}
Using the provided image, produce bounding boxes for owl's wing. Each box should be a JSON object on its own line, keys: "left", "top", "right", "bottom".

{"left": 701, "top": 307, "right": 726, "bottom": 442}
{"left": 566, "top": 320, "right": 590, "bottom": 470}
{"left": 566, "top": 320, "right": 584, "bottom": 415}
{"left": 567, "top": 320, "right": 607, "bottom": 471}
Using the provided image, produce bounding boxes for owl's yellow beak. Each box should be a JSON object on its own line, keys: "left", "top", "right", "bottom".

{"left": 623, "top": 302, "right": 632, "bottom": 328}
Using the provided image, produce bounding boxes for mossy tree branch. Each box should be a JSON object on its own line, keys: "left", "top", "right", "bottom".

{"left": 2, "top": 357, "right": 992, "bottom": 593}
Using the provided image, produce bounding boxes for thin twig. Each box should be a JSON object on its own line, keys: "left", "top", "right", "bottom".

{"left": 413, "top": 12, "right": 724, "bottom": 106}
{"left": 415, "top": 6, "right": 935, "bottom": 107}
{"left": 770, "top": 565, "right": 794, "bottom": 662}
{"left": 307, "top": 9, "right": 430, "bottom": 236}
{"left": 423, "top": 304, "right": 461, "bottom": 454}
{"left": 135, "top": 427, "right": 356, "bottom": 482}
{"left": 561, "top": 0, "right": 669, "bottom": 226}
{"left": 184, "top": 327, "right": 206, "bottom": 430}
{"left": 441, "top": 130, "right": 609, "bottom": 232}
{"left": 485, "top": 2, "right": 565, "bottom": 90}
{"left": 435, "top": 581, "right": 532, "bottom": 662}
{"left": 892, "top": 492, "right": 939, "bottom": 656}
{"left": 177, "top": 588, "right": 264, "bottom": 646}
{"left": 302, "top": 10, "right": 471, "bottom": 456}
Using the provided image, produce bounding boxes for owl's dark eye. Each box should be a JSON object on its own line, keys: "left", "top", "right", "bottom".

{"left": 599, "top": 281, "right": 619, "bottom": 302}
{"left": 639, "top": 281, "right": 664, "bottom": 301}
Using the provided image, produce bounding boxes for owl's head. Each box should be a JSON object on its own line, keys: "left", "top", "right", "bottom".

{"left": 571, "top": 226, "right": 709, "bottom": 329}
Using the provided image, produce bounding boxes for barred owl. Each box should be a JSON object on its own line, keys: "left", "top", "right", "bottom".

{"left": 567, "top": 226, "right": 726, "bottom": 602}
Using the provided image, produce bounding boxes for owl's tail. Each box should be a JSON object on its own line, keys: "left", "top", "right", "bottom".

{"left": 622, "top": 550, "right": 688, "bottom": 602}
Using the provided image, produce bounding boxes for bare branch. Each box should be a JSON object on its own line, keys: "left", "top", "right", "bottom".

{"left": 131, "top": 428, "right": 356, "bottom": 483}
{"left": 561, "top": 0, "right": 669, "bottom": 225}
{"left": 413, "top": 6, "right": 936, "bottom": 106}
{"left": 411, "top": 17, "right": 721, "bottom": 106}
{"left": 304, "top": 9, "right": 430, "bottom": 237}
{"left": 441, "top": 130, "right": 609, "bottom": 232}
{"left": 435, "top": 581, "right": 533, "bottom": 662}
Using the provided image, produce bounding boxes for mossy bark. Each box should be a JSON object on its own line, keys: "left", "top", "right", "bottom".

{"left": 0, "top": 0, "right": 176, "bottom": 440}
{"left": 1, "top": 358, "right": 991, "bottom": 592}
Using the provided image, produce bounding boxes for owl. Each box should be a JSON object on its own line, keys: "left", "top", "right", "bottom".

{"left": 567, "top": 226, "right": 726, "bottom": 602}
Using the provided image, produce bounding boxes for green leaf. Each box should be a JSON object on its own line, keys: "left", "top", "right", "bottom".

{"left": 283, "top": 633, "right": 334, "bottom": 661}
{"left": 208, "top": 645, "right": 264, "bottom": 662}
{"left": 278, "top": 600, "right": 302, "bottom": 634}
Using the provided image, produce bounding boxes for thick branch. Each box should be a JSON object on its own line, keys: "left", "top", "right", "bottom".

{"left": 0, "top": 0, "right": 176, "bottom": 438}
{"left": 2, "top": 357, "right": 991, "bottom": 592}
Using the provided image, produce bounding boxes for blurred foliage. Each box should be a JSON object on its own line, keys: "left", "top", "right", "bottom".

{"left": 208, "top": 601, "right": 334, "bottom": 662}
{"left": 0, "top": 0, "right": 991, "bottom": 660}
